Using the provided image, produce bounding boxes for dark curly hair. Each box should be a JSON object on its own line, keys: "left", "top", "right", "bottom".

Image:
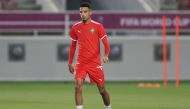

{"left": 80, "top": 0, "right": 92, "bottom": 9}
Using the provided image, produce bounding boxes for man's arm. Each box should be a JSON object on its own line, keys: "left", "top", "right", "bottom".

{"left": 102, "top": 37, "right": 110, "bottom": 63}
{"left": 68, "top": 40, "right": 77, "bottom": 74}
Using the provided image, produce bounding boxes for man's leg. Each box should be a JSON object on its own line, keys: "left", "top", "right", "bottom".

{"left": 97, "top": 83, "right": 111, "bottom": 109}
{"left": 75, "top": 78, "right": 84, "bottom": 109}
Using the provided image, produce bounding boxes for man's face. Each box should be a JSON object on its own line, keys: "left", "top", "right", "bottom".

{"left": 79, "top": 7, "right": 92, "bottom": 21}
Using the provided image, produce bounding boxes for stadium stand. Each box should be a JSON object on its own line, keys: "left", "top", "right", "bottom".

{"left": 66, "top": 0, "right": 146, "bottom": 11}
{"left": 0, "top": 0, "right": 189, "bottom": 36}
{"left": 138, "top": 0, "right": 160, "bottom": 12}
{"left": 51, "top": 0, "right": 66, "bottom": 12}
{"left": 37, "top": 0, "right": 61, "bottom": 12}
{"left": 178, "top": 0, "right": 190, "bottom": 10}
{"left": 0, "top": 0, "right": 17, "bottom": 10}
{"left": 160, "top": 0, "right": 178, "bottom": 10}
{"left": 66, "top": 0, "right": 190, "bottom": 11}
{"left": 0, "top": 0, "right": 41, "bottom": 10}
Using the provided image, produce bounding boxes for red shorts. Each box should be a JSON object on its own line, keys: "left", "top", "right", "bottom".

{"left": 74, "top": 63, "right": 105, "bottom": 85}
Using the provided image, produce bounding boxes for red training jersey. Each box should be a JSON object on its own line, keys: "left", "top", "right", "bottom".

{"left": 70, "top": 20, "right": 107, "bottom": 65}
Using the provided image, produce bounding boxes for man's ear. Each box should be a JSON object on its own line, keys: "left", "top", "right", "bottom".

{"left": 89, "top": 9, "right": 92, "bottom": 15}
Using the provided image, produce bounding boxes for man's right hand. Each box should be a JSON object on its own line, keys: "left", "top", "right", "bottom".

{"left": 68, "top": 64, "right": 74, "bottom": 74}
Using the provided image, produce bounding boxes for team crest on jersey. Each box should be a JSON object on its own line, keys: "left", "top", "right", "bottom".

{"left": 90, "top": 28, "right": 95, "bottom": 33}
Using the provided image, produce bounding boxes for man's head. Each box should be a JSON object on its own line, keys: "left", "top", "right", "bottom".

{"left": 79, "top": 0, "right": 92, "bottom": 23}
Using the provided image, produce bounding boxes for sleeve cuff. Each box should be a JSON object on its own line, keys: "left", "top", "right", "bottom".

{"left": 100, "top": 35, "right": 107, "bottom": 40}
{"left": 70, "top": 37, "right": 77, "bottom": 41}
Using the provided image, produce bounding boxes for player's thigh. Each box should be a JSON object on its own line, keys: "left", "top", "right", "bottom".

{"left": 75, "top": 64, "right": 87, "bottom": 80}
{"left": 87, "top": 66, "right": 105, "bottom": 84}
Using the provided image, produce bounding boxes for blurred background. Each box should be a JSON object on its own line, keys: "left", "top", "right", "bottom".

{"left": 0, "top": 0, "right": 190, "bottom": 82}
{"left": 0, "top": 0, "right": 190, "bottom": 109}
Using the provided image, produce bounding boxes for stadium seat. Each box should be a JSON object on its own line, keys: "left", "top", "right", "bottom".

{"left": 11, "top": 0, "right": 41, "bottom": 10}
{"left": 16, "top": 4, "right": 42, "bottom": 10}
{"left": 0, "top": 0, "right": 17, "bottom": 10}
{"left": 11, "top": 0, "right": 36, "bottom": 4}
{"left": 0, "top": 0, "right": 42, "bottom": 10}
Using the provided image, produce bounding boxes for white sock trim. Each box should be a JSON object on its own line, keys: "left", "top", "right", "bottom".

{"left": 106, "top": 104, "right": 111, "bottom": 109}
{"left": 76, "top": 105, "right": 83, "bottom": 109}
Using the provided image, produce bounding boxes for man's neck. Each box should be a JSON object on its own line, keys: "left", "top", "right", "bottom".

{"left": 82, "top": 18, "right": 91, "bottom": 24}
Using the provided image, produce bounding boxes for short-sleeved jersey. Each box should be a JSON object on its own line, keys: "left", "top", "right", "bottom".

{"left": 70, "top": 20, "right": 107, "bottom": 65}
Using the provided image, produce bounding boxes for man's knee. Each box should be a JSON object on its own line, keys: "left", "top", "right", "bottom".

{"left": 75, "top": 78, "right": 84, "bottom": 92}
{"left": 75, "top": 84, "right": 83, "bottom": 93}
{"left": 98, "top": 86, "right": 106, "bottom": 95}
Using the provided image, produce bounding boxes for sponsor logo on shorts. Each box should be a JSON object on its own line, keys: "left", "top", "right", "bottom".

{"left": 97, "top": 66, "right": 103, "bottom": 70}
{"left": 99, "top": 78, "right": 102, "bottom": 81}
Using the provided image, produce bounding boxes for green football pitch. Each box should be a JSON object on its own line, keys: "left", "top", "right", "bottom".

{"left": 0, "top": 82, "right": 190, "bottom": 109}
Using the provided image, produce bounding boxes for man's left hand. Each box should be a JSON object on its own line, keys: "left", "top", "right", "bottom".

{"left": 102, "top": 56, "right": 109, "bottom": 63}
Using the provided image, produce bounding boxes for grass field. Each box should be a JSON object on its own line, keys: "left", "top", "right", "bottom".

{"left": 0, "top": 82, "right": 190, "bottom": 109}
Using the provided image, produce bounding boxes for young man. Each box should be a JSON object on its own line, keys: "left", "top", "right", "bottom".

{"left": 68, "top": 0, "right": 111, "bottom": 109}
